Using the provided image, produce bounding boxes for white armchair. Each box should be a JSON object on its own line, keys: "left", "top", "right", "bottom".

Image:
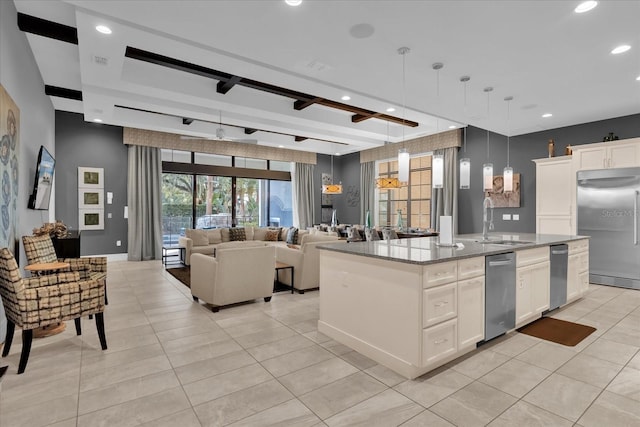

{"left": 190, "top": 246, "right": 275, "bottom": 312}
{"left": 275, "top": 234, "right": 346, "bottom": 293}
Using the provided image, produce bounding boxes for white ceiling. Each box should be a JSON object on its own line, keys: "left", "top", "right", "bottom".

{"left": 14, "top": 0, "right": 640, "bottom": 155}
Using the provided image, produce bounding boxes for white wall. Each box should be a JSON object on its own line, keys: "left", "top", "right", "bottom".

{"left": 0, "top": 0, "right": 55, "bottom": 342}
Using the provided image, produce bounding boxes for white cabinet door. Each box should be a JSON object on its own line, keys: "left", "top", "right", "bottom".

{"left": 423, "top": 283, "right": 457, "bottom": 328}
{"left": 536, "top": 159, "right": 572, "bottom": 216}
{"left": 516, "top": 266, "right": 534, "bottom": 325}
{"left": 575, "top": 146, "right": 608, "bottom": 170}
{"left": 457, "top": 276, "right": 484, "bottom": 349}
{"left": 422, "top": 319, "right": 457, "bottom": 366}
{"left": 537, "top": 216, "right": 572, "bottom": 235}
{"left": 531, "top": 262, "right": 550, "bottom": 314}
{"left": 609, "top": 144, "right": 639, "bottom": 168}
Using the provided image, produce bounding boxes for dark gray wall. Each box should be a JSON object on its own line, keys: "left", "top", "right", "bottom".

{"left": 55, "top": 111, "right": 128, "bottom": 255}
{"left": 313, "top": 153, "right": 361, "bottom": 226}
{"left": 458, "top": 113, "right": 640, "bottom": 234}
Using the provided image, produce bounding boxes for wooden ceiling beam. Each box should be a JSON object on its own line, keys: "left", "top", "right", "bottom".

{"left": 294, "top": 136, "right": 307, "bottom": 142}
{"left": 244, "top": 128, "right": 258, "bottom": 135}
{"left": 352, "top": 112, "right": 383, "bottom": 123}
{"left": 216, "top": 75, "right": 243, "bottom": 94}
{"left": 294, "top": 97, "right": 323, "bottom": 111}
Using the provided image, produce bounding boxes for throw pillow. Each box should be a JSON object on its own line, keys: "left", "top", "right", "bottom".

{"left": 286, "top": 227, "right": 299, "bottom": 244}
{"left": 186, "top": 229, "right": 209, "bottom": 246}
{"left": 220, "top": 228, "right": 231, "bottom": 242}
{"left": 229, "top": 227, "right": 246, "bottom": 241}
{"left": 207, "top": 228, "right": 222, "bottom": 244}
{"left": 244, "top": 226, "right": 255, "bottom": 240}
{"left": 253, "top": 227, "right": 268, "bottom": 241}
{"left": 264, "top": 230, "right": 280, "bottom": 241}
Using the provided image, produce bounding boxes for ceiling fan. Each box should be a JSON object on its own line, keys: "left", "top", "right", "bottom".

{"left": 181, "top": 111, "right": 258, "bottom": 144}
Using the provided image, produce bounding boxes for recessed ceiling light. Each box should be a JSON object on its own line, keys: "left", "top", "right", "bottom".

{"left": 95, "top": 25, "right": 112, "bottom": 34}
{"left": 636, "top": 75, "right": 640, "bottom": 81}
{"left": 542, "top": 113, "right": 553, "bottom": 118}
{"left": 341, "top": 95, "right": 351, "bottom": 101}
{"left": 278, "top": 145, "right": 284, "bottom": 148}
{"left": 285, "top": 0, "right": 302, "bottom": 6}
{"left": 335, "top": 152, "right": 341, "bottom": 156}
{"left": 575, "top": 1, "right": 598, "bottom": 13}
{"left": 93, "top": 118, "right": 103, "bottom": 123}
{"left": 386, "top": 107, "right": 396, "bottom": 112}
{"left": 611, "top": 45, "right": 631, "bottom": 54}
{"left": 449, "top": 125, "right": 456, "bottom": 129}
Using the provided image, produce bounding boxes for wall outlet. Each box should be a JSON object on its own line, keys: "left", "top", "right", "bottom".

{"left": 513, "top": 214, "right": 520, "bottom": 221}
{"left": 116, "top": 240, "right": 121, "bottom": 247}
{"left": 502, "top": 214, "right": 511, "bottom": 220}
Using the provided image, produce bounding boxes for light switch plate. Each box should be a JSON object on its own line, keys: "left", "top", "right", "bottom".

{"left": 502, "top": 214, "right": 511, "bottom": 220}
{"left": 513, "top": 214, "right": 520, "bottom": 220}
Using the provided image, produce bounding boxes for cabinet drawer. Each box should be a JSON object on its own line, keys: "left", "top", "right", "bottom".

{"left": 423, "top": 261, "right": 457, "bottom": 288}
{"left": 458, "top": 256, "right": 485, "bottom": 280}
{"left": 422, "top": 319, "right": 457, "bottom": 366}
{"left": 578, "top": 252, "right": 589, "bottom": 273}
{"left": 423, "top": 283, "right": 457, "bottom": 328}
{"left": 569, "top": 239, "right": 589, "bottom": 255}
{"left": 517, "top": 247, "right": 549, "bottom": 267}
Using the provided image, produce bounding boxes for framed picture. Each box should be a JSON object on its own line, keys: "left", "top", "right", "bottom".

{"left": 78, "top": 167, "right": 104, "bottom": 189}
{"left": 78, "top": 188, "right": 104, "bottom": 209}
{"left": 484, "top": 173, "right": 521, "bottom": 208}
{"left": 79, "top": 209, "right": 104, "bottom": 230}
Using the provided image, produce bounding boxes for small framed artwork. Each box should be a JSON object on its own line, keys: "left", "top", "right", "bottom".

{"left": 79, "top": 209, "right": 104, "bottom": 230}
{"left": 78, "top": 188, "right": 104, "bottom": 209}
{"left": 78, "top": 167, "right": 104, "bottom": 189}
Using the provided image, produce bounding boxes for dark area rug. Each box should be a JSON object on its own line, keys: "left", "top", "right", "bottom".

{"left": 517, "top": 317, "right": 596, "bottom": 346}
{"left": 166, "top": 266, "right": 190, "bottom": 288}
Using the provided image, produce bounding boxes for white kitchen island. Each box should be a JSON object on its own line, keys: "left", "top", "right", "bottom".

{"left": 317, "top": 233, "right": 590, "bottom": 379}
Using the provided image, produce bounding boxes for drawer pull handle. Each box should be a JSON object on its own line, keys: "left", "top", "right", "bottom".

{"left": 434, "top": 338, "right": 448, "bottom": 345}
{"left": 434, "top": 301, "right": 449, "bottom": 307}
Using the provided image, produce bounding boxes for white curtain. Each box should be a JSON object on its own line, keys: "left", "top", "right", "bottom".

{"left": 127, "top": 145, "right": 163, "bottom": 261}
{"left": 431, "top": 147, "right": 458, "bottom": 234}
{"left": 292, "top": 162, "right": 315, "bottom": 229}
{"left": 360, "top": 161, "right": 375, "bottom": 224}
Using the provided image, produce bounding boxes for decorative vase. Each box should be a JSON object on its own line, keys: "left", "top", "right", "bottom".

{"left": 565, "top": 145, "right": 572, "bottom": 155}
{"left": 365, "top": 210, "right": 371, "bottom": 229}
{"left": 548, "top": 139, "right": 555, "bottom": 158}
{"left": 331, "top": 209, "right": 337, "bottom": 228}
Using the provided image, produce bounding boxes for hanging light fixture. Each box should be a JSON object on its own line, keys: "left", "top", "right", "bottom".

{"left": 397, "top": 46, "right": 410, "bottom": 184}
{"left": 503, "top": 96, "right": 514, "bottom": 192}
{"left": 483, "top": 87, "right": 494, "bottom": 192}
{"left": 322, "top": 147, "right": 342, "bottom": 194}
{"left": 431, "top": 62, "right": 445, "bottom": 189}
{"left": 376, "top": 118, "right": 402, "bottom": 189}
{"left": 459, "top": 76, "right": 471, "bottom": 189}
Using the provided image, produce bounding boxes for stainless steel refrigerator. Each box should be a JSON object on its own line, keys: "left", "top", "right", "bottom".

{"left": 577, "top": 167, "right": 640, "bottom": 290}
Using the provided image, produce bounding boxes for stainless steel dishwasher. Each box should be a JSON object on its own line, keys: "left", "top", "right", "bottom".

{"left": 547, "top": 244, "right": 568, "bottom": 312}
{"left": 484, "top": 252, "right": 516, "bottom": 342}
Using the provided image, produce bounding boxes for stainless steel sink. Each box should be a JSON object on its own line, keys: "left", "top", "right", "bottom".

{"left": 476, "top": 240, "right": 533, "bottom": 246}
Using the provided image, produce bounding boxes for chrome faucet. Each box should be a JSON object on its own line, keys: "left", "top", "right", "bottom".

{"left": 482, "top": 196, "right": 494, "bottom": 241}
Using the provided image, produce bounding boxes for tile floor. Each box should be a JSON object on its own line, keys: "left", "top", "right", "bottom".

{"left": 1, "top": 260, "right": 640, "bottom": 426}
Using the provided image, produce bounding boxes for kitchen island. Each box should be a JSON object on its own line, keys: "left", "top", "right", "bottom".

{"left": 317, "top": 233, "right": 589, "bottom": 379}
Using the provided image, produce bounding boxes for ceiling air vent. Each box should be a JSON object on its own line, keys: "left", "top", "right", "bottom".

{"left": 93, "top": 55, "right": 109, "bottom": 66}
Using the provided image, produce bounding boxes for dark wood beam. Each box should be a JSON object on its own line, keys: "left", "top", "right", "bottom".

{"left": 352, "top": 112, "right": 383, "bottom": 123}
{"left": 124, "top": 46, "right": 418, "bottom": 128}
{"left": 244, "top": 128, "right": 258, "bottom": 135}
{"left": 44, "top": 85, "right": 82, "bottom": 101}
{"left": 294, "top": 97, "right": 323, "bottom": 111}
{"left": 162, "top": 161, "right": 291, "bottom": 181}
{"left": 216, "top": 75, "right": 243, "bottom": 94}
{"left": 182, "top": 118, "right": 194, "bottom": 125}
{"left": 18, "top": 13, "right": 78, "bottom": 45}
{"left": 294, "top": 136, "right": 307, "bottom": 142}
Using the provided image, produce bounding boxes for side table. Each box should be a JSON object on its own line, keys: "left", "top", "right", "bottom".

{"left": 274, "top": 262, "right": 294, "bottom": 294}
{"left": 162, "top": 245, "right": 186, "bottom": 266}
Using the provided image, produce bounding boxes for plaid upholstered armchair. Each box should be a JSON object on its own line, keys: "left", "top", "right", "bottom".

{"left": 0, "top": 248, "right": 107, "bottom": 374}
{"left": 22, "top": 235, "right": 108, "bottom": 305}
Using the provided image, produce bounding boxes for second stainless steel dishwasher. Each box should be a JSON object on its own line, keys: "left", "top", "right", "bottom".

{"left": 484, "top": 252, "right": 516, "bottom": 342}
{"left": 548, "top": 244, "right": 568, "bottom": 312}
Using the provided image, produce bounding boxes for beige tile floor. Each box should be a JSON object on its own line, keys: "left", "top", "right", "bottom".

{"left": 1, "top": 260, "right": 640, "bottom": 426}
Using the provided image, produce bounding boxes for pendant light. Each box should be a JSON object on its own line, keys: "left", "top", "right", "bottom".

{"left": 459, "top": 76, "right": 471, "bottom": 189}
{"left": 322, "top": 145, "right": 342, "bottom": 194}
{"left": 376, "top": 119, "right": 402, "bottom": 189}
{"left": 483, "top": 86, "right": 494, "bottom": 192}
{"left": 503, "top": 96, "right": 514, "bottom": 192}
{"left": 397, "top": 46, "right": 410, "bottom": 184}
{"left": 431, "top": 62, "right": 445, "bottom": 189}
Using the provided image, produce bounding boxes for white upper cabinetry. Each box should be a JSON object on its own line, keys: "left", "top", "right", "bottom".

{"left": 535, "top": 137, "right": 640, "bottom": 235}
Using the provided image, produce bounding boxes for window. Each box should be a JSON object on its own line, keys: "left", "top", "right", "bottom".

{"left": 161, "top": 173, "right": 193, "bottom": 246}
{"left": 376, "top": 153, "right": 432, "bottom": 229}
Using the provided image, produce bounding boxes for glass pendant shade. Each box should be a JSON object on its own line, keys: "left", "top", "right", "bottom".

{"left": 459, "top": 158, "right": 470, "bottom": 189}
{"left": 398, "top": 149, "right": 410, "bottom": 183}
{"left": 483, "top": 163, "right": 494, "bottom": 191}
{"left": 322, "top": 183, "right": 343, "bottom": 194}
{"left": 503, "top": 166, "right": 513, "bottom": 192}
{"left": 375, "top": 177, "right": 401, "bottom": 189}
{"left": 432, "top": 154, "right": 444, "bottom": 189}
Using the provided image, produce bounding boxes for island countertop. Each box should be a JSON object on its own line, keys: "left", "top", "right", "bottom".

{"left": 318, "top": 233, "right": 589, "bottom": 265}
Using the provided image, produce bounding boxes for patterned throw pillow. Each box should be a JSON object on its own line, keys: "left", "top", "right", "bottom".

{"left": 264, "top": 230, "right": 280, "bottom": 241}
{"left": 229, "top": 227, "right": 246, "bottom": 242}
{"left": 286, "top": 227, "right": 299, "bottom": 244}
